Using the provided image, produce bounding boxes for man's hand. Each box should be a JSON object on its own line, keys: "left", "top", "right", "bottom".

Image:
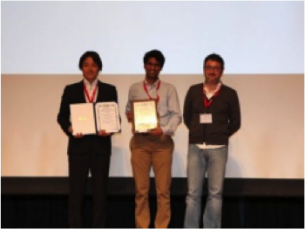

{"left": 69, "top": 126, "right": 84, "bottom": 138}
{"left": 126, "top": 112, "right": 134, "bottom": 123}
{"left": 148, "top": 127, "right": 163, "bottom": 136}
{"left": 74, "top": 133, "right": 84, "bottom": 138}
{"left": 98, "top": 129, "right": 111, "bottom": 137}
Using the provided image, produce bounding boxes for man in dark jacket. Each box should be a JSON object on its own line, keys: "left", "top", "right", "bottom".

{"left": 57, "top": 51, "right": 119, "bottom": 228}
{"left": 183, "top": 53, "right": 241, "bottom": 228}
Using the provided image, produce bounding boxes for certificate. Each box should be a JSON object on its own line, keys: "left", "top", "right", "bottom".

{"left": 95, "top": 102, "right": 120, "bottom": 133}
{"left": 132, "top": 100, "right": 158, "bottom": 133}
{"left": 70, "top": 102, "right": 120, "bottom": 135}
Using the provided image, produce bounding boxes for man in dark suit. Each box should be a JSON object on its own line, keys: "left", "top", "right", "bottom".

{"left": 57, "top": 51, "right": 119, "bottom": 228}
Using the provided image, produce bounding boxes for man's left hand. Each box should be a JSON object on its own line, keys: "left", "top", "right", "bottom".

{"left": 98, "top": 129, "right": 111, "bottom": 137}
{"left": 148, "top": 127, "right": 163, "bottom": 136}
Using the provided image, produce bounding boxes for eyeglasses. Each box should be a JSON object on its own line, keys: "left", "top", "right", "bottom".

{"left": 204, "top": 66, "right": 222, "bottom": 72}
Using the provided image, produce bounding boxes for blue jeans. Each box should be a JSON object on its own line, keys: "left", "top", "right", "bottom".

{"left": 184, "top": 144, "right": 228, "bottom": 228}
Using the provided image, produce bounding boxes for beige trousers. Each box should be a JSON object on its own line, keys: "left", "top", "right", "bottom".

{"left": 130, "top": 134, "right": 174, "bottom": 228}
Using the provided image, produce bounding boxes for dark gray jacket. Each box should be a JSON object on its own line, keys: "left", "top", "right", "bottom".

{"left": 183, "top": 83, "right": 241, "bottom": 145}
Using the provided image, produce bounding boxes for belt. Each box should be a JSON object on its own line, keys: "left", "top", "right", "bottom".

{"left": 134, "top": 132, "right": 149, "bottom": 136}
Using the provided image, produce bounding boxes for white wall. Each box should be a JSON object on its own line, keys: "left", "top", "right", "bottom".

{"left": 1, "top": 74, "right": 304, "bottom": 178}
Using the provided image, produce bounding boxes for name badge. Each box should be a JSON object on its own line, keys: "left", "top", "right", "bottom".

{"left": 200, "top": 114, "right": 212, "bottom": 124}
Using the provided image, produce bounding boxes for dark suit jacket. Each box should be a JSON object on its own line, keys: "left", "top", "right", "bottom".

{"left": 57, "top": 80, "right": 119, "bottom": 155}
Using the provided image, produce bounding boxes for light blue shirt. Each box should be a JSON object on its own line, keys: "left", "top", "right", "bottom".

{"left": 126, "top": 79, "right": 182, "bottom": 136}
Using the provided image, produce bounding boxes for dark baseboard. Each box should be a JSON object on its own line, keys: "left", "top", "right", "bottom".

{"left": 1, "top": 177, "right": 303, "bottom": 197}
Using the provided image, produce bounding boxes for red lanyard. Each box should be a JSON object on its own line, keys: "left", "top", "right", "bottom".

{"left": 83, "top": 82, "right": 98, "bottom": 103}
{"left": 203, "top": 84, "right": 221, "bottom": 109}
{"left": 143, "top": 80, "right": 161, "bottom": 103}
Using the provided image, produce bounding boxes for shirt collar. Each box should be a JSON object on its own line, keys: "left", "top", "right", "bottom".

{"left": 83, "top": 78, "right": 98, "bottom": 89}
{"left": 204, "top": 82, "right": 222, "bottom": 94}
{"left": 144, "top": 79, "right": 160, "bottom": 88}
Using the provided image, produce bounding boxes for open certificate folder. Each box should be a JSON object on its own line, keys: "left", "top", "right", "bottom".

{"left": 70, "top": 102, "right": 120, "bottom": 135}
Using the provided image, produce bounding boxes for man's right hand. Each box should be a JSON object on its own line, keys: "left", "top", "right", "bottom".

{"left": 69, "top": 126, "right": 83, "bottom": 138}
{"left": 126, "top": 112, "right": 134, "bottom": 123}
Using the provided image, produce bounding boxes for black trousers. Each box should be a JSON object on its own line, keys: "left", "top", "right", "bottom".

{"left": 68, "top": 151, "right": 111, "bottom": 228}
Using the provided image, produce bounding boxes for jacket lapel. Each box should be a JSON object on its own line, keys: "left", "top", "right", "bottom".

{"left": 77, "top": 80, "right": 86, "bottom": 103}
{"left": 96, "top": 81, "right": 104, "bottom": 102}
